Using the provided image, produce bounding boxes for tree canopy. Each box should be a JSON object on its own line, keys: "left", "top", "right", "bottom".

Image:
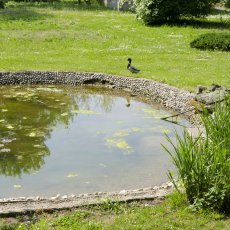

{"left": 134, "top": 0, "right": 220, "bottom": 25}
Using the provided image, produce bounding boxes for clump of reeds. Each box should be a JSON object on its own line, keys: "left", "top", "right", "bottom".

{"left": 163, "top": 95, "right": 230, "bottom": 213}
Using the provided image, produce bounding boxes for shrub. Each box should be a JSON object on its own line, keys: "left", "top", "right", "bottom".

{"left": 190, "top": 33, "right": 230, "bottom": 51}
{"left": 134, "top": 0, "right": 219, "bottom": 25}
{"left": 163, "top": 96, "right": 230, "bottom": 213}
{"left": 134, "top": 0, "right": 181, "bottom": 25}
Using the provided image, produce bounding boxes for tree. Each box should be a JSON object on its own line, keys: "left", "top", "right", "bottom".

{"left": 134, "top": 0, "right": 220, "bottom": 25}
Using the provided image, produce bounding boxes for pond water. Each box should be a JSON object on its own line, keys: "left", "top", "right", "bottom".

{"left": 0, "top": 85, "right": 190, "bottom": 198}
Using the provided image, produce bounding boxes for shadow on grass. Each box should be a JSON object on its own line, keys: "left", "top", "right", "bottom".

{"left": 35, "top": 1, "right": 107, "bottom": 11}
{"left": 167, "top": 18, "right": 230, "bottom": 30}
{"left": 0, "top": 226, "right": 17, "bottom": 230}
{"left": 211, "top": 7, "right": 230, "bottom": 15}
{"left": 0, "top": 1, "right": 108, "bottom": 21}
{"left": 145, "top": 8, "right": 230, "bottom": 29}
{"left": 0, "top": 7, "right": 52, "bottom": 21}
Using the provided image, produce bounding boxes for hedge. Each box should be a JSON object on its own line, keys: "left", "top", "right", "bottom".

{"left": 190, "top": 33, "right": 230, "bottom": 51}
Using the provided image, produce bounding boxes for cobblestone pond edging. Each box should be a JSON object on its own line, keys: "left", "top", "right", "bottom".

{"left": 0, "top": 71, "right": 198, "bottom": 122}
{"left": 0, "top": 182, "right": 174, "bottom": 215}
{"left": 0, "top": 71, "right": 197, "bottom": 215}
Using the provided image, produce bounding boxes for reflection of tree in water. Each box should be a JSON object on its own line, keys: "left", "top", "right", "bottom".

{"left": 0, "top": 86, "right": 77, "bottom": 177}
{"left": 0, "top": 85, "right": 116, "bottom": 177}
{"left": 70, "top": 86, "right": 115, "bottom": 113}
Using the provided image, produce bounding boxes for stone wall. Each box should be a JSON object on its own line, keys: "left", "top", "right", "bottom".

{"left": 0, "top": 71, "right": 197, "bottom": 123}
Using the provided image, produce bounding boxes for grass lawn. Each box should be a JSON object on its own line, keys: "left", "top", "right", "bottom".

{"left": 0, "top": 192, "right": 229, "bottom": 229}
{"left": 0, "top": 2, "right": 230, "bottom": 229}
{"left": 0, "top": 2, "right": 230, "bottom": 91}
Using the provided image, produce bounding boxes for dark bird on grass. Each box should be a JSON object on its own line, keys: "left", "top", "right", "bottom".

{"left": 127, "top": 58, "right": 140, "bottom": 73}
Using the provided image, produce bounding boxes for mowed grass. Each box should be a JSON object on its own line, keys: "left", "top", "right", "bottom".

{"left": 0, "top": 193, "right": 229, "bottom": 230}
{"left": 0, "top": 2, "right": 230, "bottom": 91}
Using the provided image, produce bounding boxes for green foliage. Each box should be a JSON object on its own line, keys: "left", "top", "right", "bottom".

{"left": 52, "top": 211, "right": 92, "bottom": 228}
{"left": 190, "top": 33, "right": 230, "bottom": 51}
{"left": 163, "top": 96, "right": 230, "bottom": 213}
{"left": 0, "top": 0, "right": 5, "bottom": 9}
{"left": 225, "top": 0, "right": 230, "bottom": 7}
{"left": 100, "top": 199, "right": 124, "bottom": 214}
{"left": 202, "top": 95, "right": 230, "bottom": 151}
{"left": 76, "top": 0, "right": 105, "bottom": 5}
{"left": 8, "top": 0, "right": 104, "bottom": 4}
{"left": 12, "top": 0, "right": 60, "bottom": 2}
{"left": 134, "top": 0, "right": 220, "bottom": 25}
{"left": 134, "top": 0, "right": 181, "bottom": 25}
{"left": 0, "top": 226, "right": 17, "bottom": 230}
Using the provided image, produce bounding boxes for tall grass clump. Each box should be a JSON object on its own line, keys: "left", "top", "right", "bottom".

{"left": 202, "top": 96, "right": 230, "bottom": 152}
{"left": 163, "top": 95, "right": 230, "bottom": 213}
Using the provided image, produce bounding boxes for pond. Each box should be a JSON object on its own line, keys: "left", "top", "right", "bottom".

{"left": 0, "top": 85, "right": 190, "bottom": 198}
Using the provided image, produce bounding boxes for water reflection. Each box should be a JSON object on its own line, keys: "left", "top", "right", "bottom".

{"left": 0, "top": 86, "right": 115, "bottom": 177}
{"left": 0, "top": 85, "right": 190, "bottom": 197}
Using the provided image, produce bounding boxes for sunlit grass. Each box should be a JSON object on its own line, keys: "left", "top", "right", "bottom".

{"left": 0, "top": 2, "right": 230, "bottom": 91}
{"left": 1, "top": 192, "right": 229, "bottom": 229}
